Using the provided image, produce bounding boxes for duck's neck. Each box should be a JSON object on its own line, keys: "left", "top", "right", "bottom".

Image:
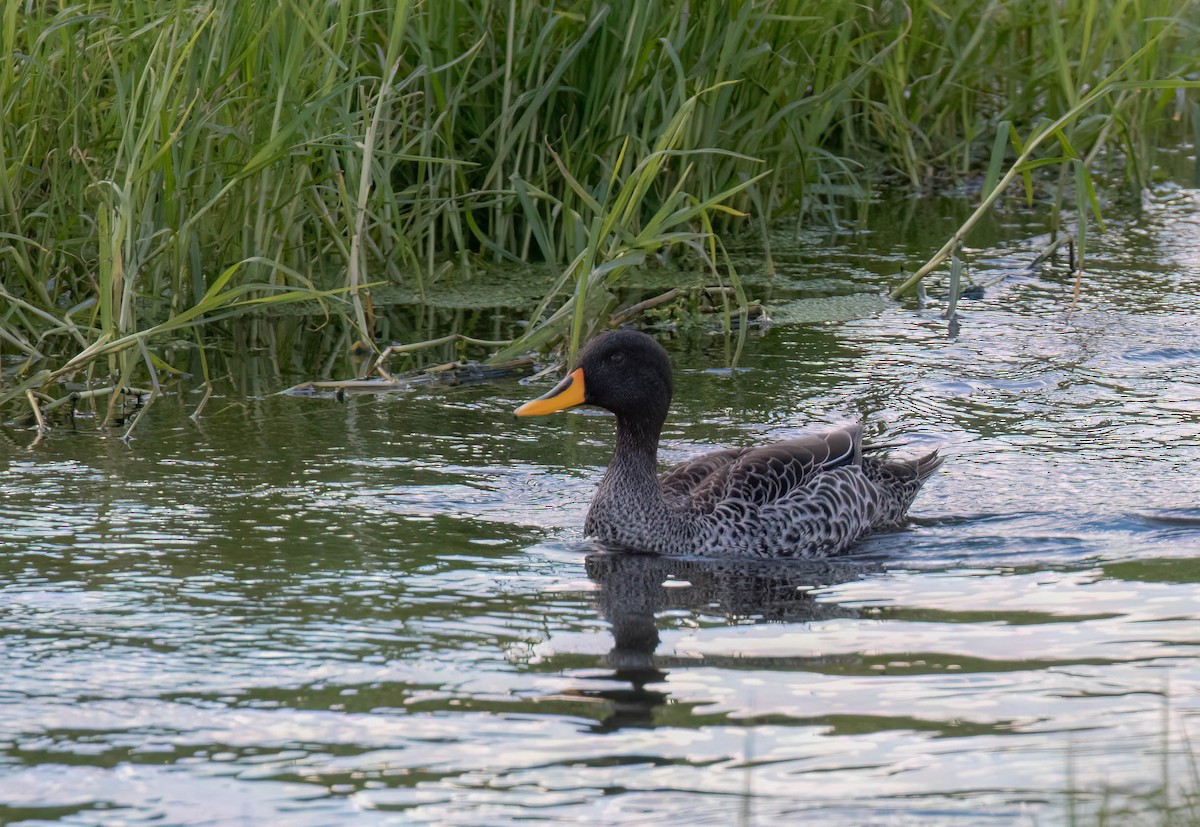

{"left": 587, "top": 411, "right": 696, "bottom": 552}
{"left": 608, "top": 414, "right": 663, "bottom": 490}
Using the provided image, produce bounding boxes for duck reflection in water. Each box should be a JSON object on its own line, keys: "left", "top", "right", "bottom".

{"left": 571, "top": 551, "right": 874, "bottom": 733}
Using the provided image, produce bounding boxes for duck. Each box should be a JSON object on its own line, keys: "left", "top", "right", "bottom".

{"left": 515, "top": 329, "right": 942, "bottom": 558}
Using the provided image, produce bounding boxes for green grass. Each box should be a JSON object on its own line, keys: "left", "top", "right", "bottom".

{"left": 1067, "top": 699, "right": 1200, "bottom": 827}
{"left": 1, "top": 0, "right": 1198, "bottom": 427}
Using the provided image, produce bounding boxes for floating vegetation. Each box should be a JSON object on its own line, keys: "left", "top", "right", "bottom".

{"left": 282, "top": 357, "right": 537, "bottom": 399}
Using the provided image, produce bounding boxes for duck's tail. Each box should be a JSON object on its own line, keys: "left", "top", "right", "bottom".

{"left": 863, "top": 448, "right": 943, "bottom": 524}
{"left": 908, "top": 449, "right": 945, "bottom": 484}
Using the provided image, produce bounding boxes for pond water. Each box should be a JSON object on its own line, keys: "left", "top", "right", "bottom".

{"left": 3, "top": 186, "right": 1200, "bottom": 825}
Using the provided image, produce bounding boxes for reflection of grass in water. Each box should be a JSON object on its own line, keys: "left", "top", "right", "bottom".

{"left": 1103, "top": 558, "right": 1200, "bottom": 586}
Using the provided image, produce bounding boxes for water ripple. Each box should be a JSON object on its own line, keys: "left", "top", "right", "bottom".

{"left": 4, "top": 188, "right": 1200, "bottom": 824}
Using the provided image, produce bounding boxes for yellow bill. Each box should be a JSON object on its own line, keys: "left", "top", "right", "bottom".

{"left": 515, "top": 368, "right": 586, "bottom": 416}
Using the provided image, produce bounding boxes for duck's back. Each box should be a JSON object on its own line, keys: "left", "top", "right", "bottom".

{"left": 658, "top": 425, "right": 940, "bottom": 558}
{"left": 660, "top": 425, "right": 863, "bottom": 508}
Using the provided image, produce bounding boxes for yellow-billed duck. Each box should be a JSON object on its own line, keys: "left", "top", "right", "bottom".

{"left": 516, "top": 329, "right": 941, "bottom": 557}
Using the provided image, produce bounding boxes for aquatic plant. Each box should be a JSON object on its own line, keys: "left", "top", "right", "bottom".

{"left": 892, "top": 13, "right": 1200, "bottom": 299}
{"left": 1, "top": 0, "right": 1197, "bottom": 432}
{"left": 1066, "top": 696, "right": 1200, "bottom": 826}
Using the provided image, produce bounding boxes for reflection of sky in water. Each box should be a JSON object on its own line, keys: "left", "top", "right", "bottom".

{"left": 1, "top": 190, "right": 1200, "bottom": 824}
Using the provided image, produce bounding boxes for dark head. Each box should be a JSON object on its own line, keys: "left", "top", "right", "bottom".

{"left": 515, "top": 329, "right": 673, "bottom": 425}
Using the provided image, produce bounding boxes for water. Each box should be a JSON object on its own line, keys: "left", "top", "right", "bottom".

{"left": 3, "top": 186, "right": 1200, "bottom": 825}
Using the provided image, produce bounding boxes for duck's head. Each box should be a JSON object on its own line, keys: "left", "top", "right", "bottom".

{"left": 515, "top": 329, "right": 673, "bottom": 423}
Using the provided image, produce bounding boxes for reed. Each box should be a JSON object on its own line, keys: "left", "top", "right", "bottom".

{"left": 1, "top": 0, "right": 1197, "bottom": 425}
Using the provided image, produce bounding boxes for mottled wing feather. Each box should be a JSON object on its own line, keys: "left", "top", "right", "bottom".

{"left": 659, "top": 447, "right": 748, "bottom": 498}
{"left": 659, "top": 425, "right": 865, "bottom": 513}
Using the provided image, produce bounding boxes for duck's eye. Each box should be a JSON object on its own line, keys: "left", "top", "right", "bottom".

{"left": 608, "top": 351, "right": 625, "bottom": 365}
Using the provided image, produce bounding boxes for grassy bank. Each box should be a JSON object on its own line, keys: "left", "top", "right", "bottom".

{"left": 1, "top": 0, "right": 1198, "bottom": 428}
